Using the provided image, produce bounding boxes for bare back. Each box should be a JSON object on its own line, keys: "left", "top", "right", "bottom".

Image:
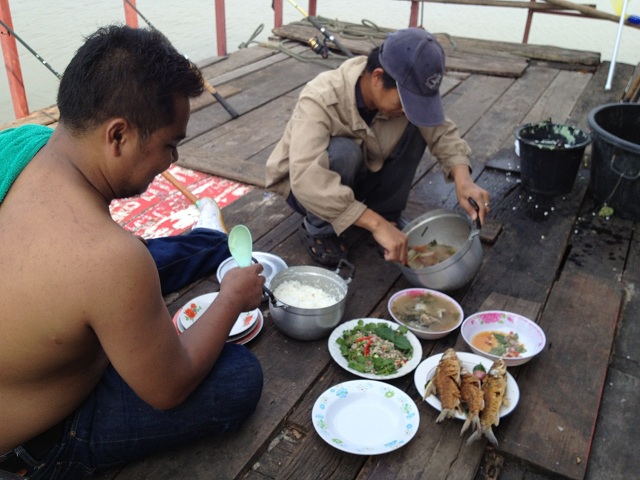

{"left": 1, "top": 106, "right": 265, "bottom": 454}
{"left": 0, "top": 146, "right": 133, "bottom": 451}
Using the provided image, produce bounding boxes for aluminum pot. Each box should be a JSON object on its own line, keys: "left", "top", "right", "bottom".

{"left": 397, "top": 209, "right": 482, "bottom": 291}
{"left": 265, "top": 259, "right": 355, "bottom": 341}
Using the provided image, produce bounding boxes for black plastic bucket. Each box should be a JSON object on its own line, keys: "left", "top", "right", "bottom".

{"left": 514, "top": 121, "right": 591, "bottom": 195}
{"left": 587, "top": 103, "right": 640, "bottom": 221}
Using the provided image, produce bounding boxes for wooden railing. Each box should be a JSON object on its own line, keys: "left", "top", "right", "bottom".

{"left": 1, "top": 0, "right": 638, "bottom": 121}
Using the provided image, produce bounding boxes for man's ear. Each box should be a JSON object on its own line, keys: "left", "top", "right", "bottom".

{"left": 106, "top": 119, "right": 129, "bottom": 156}
{"left": 372, "top": 68, "right": 387, "bottom": 89}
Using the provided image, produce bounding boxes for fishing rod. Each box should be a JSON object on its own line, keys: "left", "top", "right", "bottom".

{"left": 285, "top": 0, "right": 354, "bottom": 58}
{"left": 123, "top": 0, "right": 239, "bottom": 119}
{"left": 0, "top": 18, "right": 62, "bottom": 79}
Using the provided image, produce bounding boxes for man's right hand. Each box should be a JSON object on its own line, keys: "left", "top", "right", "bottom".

{"left": 355, "top": 209, "right": 409, "bottom": 265}
{"left": 218, "top": 263, "right": 265, "bottom": 313}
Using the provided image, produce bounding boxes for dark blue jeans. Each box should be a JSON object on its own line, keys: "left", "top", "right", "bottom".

{"left": 148, "top": 228, "right": 232, "bottom": 295}
{"left": 7, "top": 229, "right": 263, "bottom": 479}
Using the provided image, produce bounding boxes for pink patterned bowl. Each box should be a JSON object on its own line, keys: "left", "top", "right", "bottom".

{"left": 461, "top": 310, "right": 546, "bottom": 367}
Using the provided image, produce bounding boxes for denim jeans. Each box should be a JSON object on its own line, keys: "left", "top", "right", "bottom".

{"left": 287, "top": 124, "right": 426, "bottom": 236}
{"left": 148, "top": 228, "right": 232, "bottom": 295}
{"left": 5, "top": 229, "right": 264, "bottom": 479}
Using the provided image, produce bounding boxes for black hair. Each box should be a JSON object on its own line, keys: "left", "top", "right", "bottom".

{"left": 364, "top": 46, "right": 396, "bottom": 90}
{"left": 57, "top": 25, "right": 204, "bottom": 139}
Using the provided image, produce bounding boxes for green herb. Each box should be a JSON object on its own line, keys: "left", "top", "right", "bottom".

{"left": 488, "top": 331, "right": 527, "bottom": 357}
{"left": 472, "top": 363, "right": 486, "bottom": 373}
{"left": 336, "top": 320, "right": 413, "bottom": 375}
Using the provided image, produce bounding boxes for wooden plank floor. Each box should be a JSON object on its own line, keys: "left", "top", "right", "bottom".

{"left": 5, "top": 20, "right": 638, "bottom": 480}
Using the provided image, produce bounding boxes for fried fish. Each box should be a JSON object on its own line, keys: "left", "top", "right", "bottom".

{"left": 460, "top": 368, "right": 484, "bottom": 436}
{"left": 424, "top": 348, "right": 461, "bottom": 422}
{"left": 467, "top": 358, "right": 508, "bottom": 445}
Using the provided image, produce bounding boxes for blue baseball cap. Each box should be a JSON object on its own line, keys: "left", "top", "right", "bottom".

{"left": 378, "top": 28, "right": 445, "bottom": 127}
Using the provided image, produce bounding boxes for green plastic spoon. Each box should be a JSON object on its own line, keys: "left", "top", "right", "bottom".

{"left": 228, "top": 225, "right": 253, "bottom": 268}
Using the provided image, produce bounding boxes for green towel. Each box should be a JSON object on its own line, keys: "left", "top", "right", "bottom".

{"left": 0, "top": 124, "right": 53, "bottom": 204}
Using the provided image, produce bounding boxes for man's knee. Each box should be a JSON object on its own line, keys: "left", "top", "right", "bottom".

{"left": 328, "top": 137, "right": 363, "bottom": 185}
{"left": 225, "top": 346, "right": 263, "bottom": 411}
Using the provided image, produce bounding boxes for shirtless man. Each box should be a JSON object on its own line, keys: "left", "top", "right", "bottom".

{"left": 0, "top": 25, "right": 264, "bottom": 479}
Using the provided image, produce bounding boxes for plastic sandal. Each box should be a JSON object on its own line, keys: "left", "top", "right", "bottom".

{"left": 298, "top": 222, "right": 347, "bottom": 267}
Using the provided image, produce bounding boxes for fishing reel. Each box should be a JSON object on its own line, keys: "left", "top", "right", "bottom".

{"left": 307, "top": 36, "right": 329, "bottom": 59}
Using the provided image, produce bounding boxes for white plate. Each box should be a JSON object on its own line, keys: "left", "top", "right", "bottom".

{"left": 177, "top": 292, "right": 259, "bottom": 337}
{"left": 328, "top": 318, "right": 423, "bottom": 380}
{"left": 312, "top": 380, "right": 420, "bottom": 455}
{"left": 172, "top": 308, "right": 264, "bottom": 345}
{"left": 216, "top": 252, "right": 287, "bottom": 289}
{"left": 413, "top": 351, "right": 519, "bottom": 420}
{"left": 232, "top": 311, "right": 264, "bottom": 345}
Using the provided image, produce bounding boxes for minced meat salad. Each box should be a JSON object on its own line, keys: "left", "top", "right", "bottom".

{"left": 337, "top": 320, "right": 413, "bottom": 375}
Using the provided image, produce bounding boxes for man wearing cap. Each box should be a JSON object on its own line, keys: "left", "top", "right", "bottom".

{"left": 265, "top": 28, "right": 490, "bottom": 267}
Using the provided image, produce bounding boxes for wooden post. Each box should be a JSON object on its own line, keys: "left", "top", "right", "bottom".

{"left": 409, "top": 0, "right": 420, "bottom": 26}
{"left": 308, "top": 0, "right": 317, "bottom": 16}
{"left": 123, "top": 0, "right": 139, "bottom": 28}
{"left": 0, "top": 0, "right": 29, "bottom": 119}
{"left": 214, "top": 0, "right": 227, "bottom": 56}
{"left": 522, "top": 0, "right": 536, "bottom": 43}
{"left": 274, "top": 0, "right": 283, "bottom": 28}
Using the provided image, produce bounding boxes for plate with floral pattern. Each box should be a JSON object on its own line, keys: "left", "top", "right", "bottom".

{"left": 312, "top": 380, "right": 419, "bottom": 454}
{"left": 177, "top": 292, "right": 259, "bottom": 337}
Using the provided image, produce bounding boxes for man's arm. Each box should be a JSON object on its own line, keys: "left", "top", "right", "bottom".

{"left": 89, "top": 236, "right": 264, "bottom": 410}
{"left": 354, "top": 208, "right": 408, "bottom": 264}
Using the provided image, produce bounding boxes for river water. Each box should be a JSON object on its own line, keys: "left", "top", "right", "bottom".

{"left": 1, "top": 0, "right": 639, "bottom": 124}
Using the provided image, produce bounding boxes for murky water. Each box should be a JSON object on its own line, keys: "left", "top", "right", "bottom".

{"left": 2, "top": 0, "right": 639, "bottom": 123}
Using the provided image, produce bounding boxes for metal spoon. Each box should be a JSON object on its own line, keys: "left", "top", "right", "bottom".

{"left": 228, "top": 224, "right": 253, "bottom": 268}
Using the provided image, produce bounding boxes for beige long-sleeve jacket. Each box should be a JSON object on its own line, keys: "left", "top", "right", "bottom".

{"left": 265, "top": 56, "right": 471, "bottom": 236}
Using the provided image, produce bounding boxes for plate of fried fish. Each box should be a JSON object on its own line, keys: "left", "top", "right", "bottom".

{"left": 413, "top": 349, "right": 519, "bottom": 445}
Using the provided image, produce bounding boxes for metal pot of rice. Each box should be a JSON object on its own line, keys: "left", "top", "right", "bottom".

{"left": 265, "top": 259, "right": 355, "bottom": 341}
{"left": 397, "top": 209, "right": 482, "bottom": 292}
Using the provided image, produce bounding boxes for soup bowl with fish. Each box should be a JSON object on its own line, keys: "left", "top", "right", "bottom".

{"left": 388, "top": 288, "right": 464, "bottom": 340}
{"left": 461, "top": 310, "right": 546, "bottom": 367}
{"left": 397, "top": 209, "right": 482, "bottom": 292}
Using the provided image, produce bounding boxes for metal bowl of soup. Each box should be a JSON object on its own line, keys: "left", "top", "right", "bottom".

{"left": 397, "top": 209, "right": 482, "bottom": 292}
{"left": 387, "top": 288, "right": 464, "bottom": 340}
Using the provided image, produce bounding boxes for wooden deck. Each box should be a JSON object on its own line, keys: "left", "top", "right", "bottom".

{"left": 7, "top": 20, "right": 639, "bottom": 480}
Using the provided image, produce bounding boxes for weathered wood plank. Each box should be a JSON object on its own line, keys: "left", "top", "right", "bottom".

{"left": 462, "top": 66, "right": 559, "bottom": 164}
{"left": 206, "top": 44, "right": 311, "bottom": 87}
{"left": 519, "top": 69, "right": 593, "bottom": 126}
{"left": 460, "top": 170, "right": 589, "bottom": 314}
{"left": 186, "top": 56, "right": 328, "bottom": 143}
{"left": 432, "top": 33, "right": 601, "bottom": 67}
{"left": 498, "top": 271, "right": 621, "bottom": 479}
{"left": 179, "top": 88, "right": 302, "bottom": 187}
{"left": 274, "top": 23, "right": 529, "bottom": 77}
{"left": 199, "top": 44, "right": 282, "bottom": 79}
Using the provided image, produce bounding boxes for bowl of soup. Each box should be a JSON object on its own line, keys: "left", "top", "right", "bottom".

{"left": 397, "top": 209, "right": 482, "bottom": 292}
{"left": 387, "top": 288, "right": 464, "bottom": 340}
{"left": 461, "top": 310, "right": 546, "bottom": 367}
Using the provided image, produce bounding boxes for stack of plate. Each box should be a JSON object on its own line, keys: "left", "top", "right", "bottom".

{"left": 216, "top": 252, "right": 287, "bottom": 301}
{"left": 172, "top": 292, "right": 264, "bottom": 345}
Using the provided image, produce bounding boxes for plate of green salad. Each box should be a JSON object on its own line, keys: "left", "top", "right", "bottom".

{"left": 328, "top": 318, "right": 423, "bottom": 380}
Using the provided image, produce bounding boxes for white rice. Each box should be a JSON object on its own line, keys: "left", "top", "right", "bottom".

{"left": 273, "top": 280, "right": 339, "bottom": 308}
